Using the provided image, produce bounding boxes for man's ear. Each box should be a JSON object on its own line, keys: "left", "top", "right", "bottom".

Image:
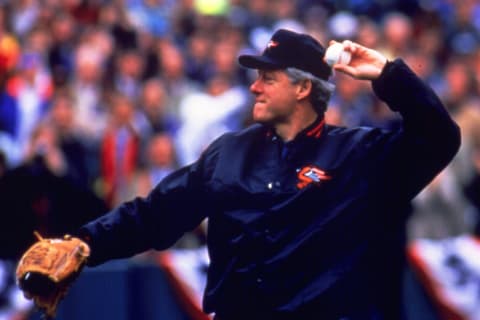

{"left": 296, "top": 80, "right": 312, "bottom": 100}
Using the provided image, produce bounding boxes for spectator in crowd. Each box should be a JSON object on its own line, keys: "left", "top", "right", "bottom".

{"left": 10, "top": 0, "right": 39, "bottom": 38}
{"left": 209, "top": 30, "right": 249, "bottom": 86}
{"left": 136, "top": 78, "right": 179, "bottom": 137}
{"left": 135, "top": 132, "right": 177, "bottom": 198}
{"left": 354, "top": 16, "right": 381, "bottom": 50}
{"left": 48, "top": 12, "right": 78, "bottom": 87}
{"left": 380, "top": 12, "right": 414, "bottom": 59}
{"left": 157, "top": 39, "right": 199, "bottom": 117}
{"left": 440, "top": 57, "right": 476, "bottom": 115}
{"left": 0, "top": 74, "right": 20, "bottom": 166}
{"left": 127, "top": 0, "right": 173, "bottom": 38}
{"left": 6, "top": 51, "right": 53, "bottom": 161}
{"left": 0, "top": 5, "right": 20, "bottom": 73}
{"left": 47, "top": 91, "right": 91, "bottom": 187}
{"left": 100, "top": 92, "right": 141, "bottom": 207}
{"left": 444, "top": 0, "right": 480, "bottom": 56}
{"left": 329, "top": 70, "right": 375, "bottom": 127}
{"left": 110, "top": 49, "right": 145, "bottom": 101}
{"left": 71, "top": 43, "right": 107, "bottom": 141}
{"left": 184, "top": 31, "right": 213, "bottom": 84}
{"left": 175, "top": 73, "right": 249, "bottom": 165}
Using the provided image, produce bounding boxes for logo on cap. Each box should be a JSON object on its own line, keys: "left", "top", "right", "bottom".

{"left": 297, "top": 165, "right": 331, "bottom": 189}
{"left": 267, "top": 40, "right": 279, "bottom": 49}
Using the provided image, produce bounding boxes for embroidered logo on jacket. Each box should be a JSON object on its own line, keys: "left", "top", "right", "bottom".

{"left": 296, "top": 166, "right": 331, "bottom": 189}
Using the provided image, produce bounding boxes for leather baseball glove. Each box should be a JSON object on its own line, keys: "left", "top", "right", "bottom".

{"left": 16, "top": 232, "right": 90, "bottom": 319}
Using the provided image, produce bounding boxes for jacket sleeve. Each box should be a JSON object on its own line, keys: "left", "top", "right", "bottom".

{"left": 369, "top": 59, "right": 461, "bottom": 202}
{"left": 79, "top": 135, "right": 225, "bottom": 266}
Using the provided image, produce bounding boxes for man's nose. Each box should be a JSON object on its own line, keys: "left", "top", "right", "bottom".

{"left": 250, "top": 79, "right": 262, "bottom": 93}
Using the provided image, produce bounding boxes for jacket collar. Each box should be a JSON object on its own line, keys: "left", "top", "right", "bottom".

{"left": 265, "top": 115, "right": 326, "bottom": 142}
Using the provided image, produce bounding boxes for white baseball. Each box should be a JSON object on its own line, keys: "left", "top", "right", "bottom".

{"left": 325, "top": 42, "right": 351, "bottom": 66}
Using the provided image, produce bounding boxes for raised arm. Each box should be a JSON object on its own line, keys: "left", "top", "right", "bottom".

{"left": 330, "top": 40, "right": 461, "bottom": 201}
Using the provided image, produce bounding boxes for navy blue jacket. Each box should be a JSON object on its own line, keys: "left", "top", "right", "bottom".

{"left": 80, "top": 60, "right": 460, "bottom": 319}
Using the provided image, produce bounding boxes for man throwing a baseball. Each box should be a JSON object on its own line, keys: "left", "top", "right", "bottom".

{"left": 17, "top": 29, "right": 460, "bottom": 319}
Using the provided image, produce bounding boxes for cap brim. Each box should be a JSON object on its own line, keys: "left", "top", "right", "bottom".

{"left": 238, "top": 54, "right": 285, "bottom": 70}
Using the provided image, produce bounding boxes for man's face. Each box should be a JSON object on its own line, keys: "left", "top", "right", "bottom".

{"left": 250, "top": 69, "right": 299, "bottom": 124}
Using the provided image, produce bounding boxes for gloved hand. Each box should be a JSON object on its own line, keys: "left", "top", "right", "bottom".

{"left": 16, "top": 232, "right": 90, "bottom": 319}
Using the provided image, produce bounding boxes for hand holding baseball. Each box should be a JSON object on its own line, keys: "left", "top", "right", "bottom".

{"left": 325, "top": 40, "right": 387, "bottom": 80}
{"left": 324, "top": 42, "right": 351, "bottom": 67}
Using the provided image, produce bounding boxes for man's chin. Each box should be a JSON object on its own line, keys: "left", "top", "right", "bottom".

{"left": 253, "top": 111, "right": 272, "bottom": 124}
{"left": 253, "top": 116, "right": 273, "bottom": 125}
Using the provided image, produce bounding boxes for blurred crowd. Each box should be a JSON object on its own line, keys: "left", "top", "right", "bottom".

{"left": 0, "top": 0, "right": 480, "bottom": 317}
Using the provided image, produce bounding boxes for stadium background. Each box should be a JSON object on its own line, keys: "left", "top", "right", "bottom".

{"left": 0, "top": 0, "right": 479, "bottom": 319}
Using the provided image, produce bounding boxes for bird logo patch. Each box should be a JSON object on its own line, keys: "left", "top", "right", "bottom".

{"left": 267, "top": 40, "right": 279, "bottom": 49}
{"left": 297, "top": 165, "right": 331, "bottom": 189}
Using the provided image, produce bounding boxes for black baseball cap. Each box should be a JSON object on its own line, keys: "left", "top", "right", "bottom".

{"left": 239, "top": 29, "right": 332, "bottom": 80}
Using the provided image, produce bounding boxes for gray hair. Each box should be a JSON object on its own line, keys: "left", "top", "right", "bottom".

{"left": 285, "top": 67, "right": 335, "bottom": 114}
